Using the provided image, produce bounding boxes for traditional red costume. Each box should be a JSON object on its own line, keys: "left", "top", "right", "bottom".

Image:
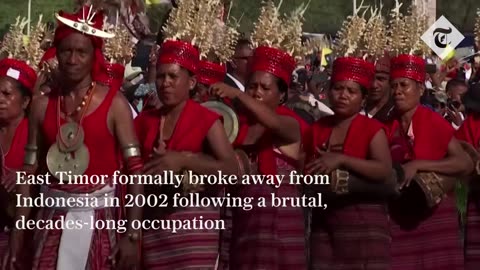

{"left": 224, "top": 44, "right": 308, "bottom": 270}
{"left": 32, "top": 6, "right": 124, "bottom": 270}
{"left": 0, "top": 58, "right": 36, "bottom": 260}
{"left": 386, "top": 54, "right": 464, "bottom": 270}
{"left": 135, "top": 39, "right": 223, "bottom": 269}
{"left": 455, "top": 113, "right": 480, "bottom": 270}
{"left": 306, "top": 56, "right": 391, "bottom": 269}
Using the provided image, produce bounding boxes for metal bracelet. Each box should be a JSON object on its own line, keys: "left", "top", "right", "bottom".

{"left": 333, "top": 169, "right": 350, "bottom": 195}
{"left": 24, "top": 144, "right": 38, "bottom": 152}
{"left": 23, "top": 150, "right": 37, "bottom": 166}
{"left": 122, "top": 144, "right": 141, "bottom": 158}
{"left": 128, "top": 232, "right": 140, "bottom": 242}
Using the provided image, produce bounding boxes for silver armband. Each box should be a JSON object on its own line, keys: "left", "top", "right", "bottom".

{"left": 122, "top": 144, "right": 141, "bottom": 158}
{"left": 24, "top": 144, "right": 38, "bottom": 165}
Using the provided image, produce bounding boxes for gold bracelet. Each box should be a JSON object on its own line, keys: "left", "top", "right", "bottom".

{"left": 122, "top": 144, "right": 141, "bottom": 158}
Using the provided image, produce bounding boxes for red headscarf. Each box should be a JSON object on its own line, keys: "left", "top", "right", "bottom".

{"left": 51, "top": 5, "right": 108, "bottom": 82}
{"left": 157, "top": 40, "right": 200, "bottom": 74}
{"left": 0, "top": 58, "right": 37, "bottom": 93}
{"left": 249, "top": 46, "right": 296, "bottom": 86}
{"left": 197, "top": 60, "right": 226, "bottom": 86}
{"left": 331, "top": 57, "right": 375, "bottom": 89}
{"left": 39, "top": 47, "right": 57, "bottom": 67}
{"left": 390, "top": 54, "right": 426, "bottom": 83}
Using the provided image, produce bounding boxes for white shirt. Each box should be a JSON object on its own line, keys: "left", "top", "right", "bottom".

{"left": 359, "top": 110, "right": 373, "bottom": 118}
{"left": 226, "top": 73, "right": 245, "bottom": 91}
{"left": 305, "top": 93, "right": 334, "bottom": 116}
{"left": 129, "top": 103, "right": 138, "bottom": 119}
{"left": 443, "top": 111, "right": 464, "bottom": 130}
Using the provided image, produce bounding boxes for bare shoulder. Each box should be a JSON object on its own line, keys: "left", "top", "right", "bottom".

{"left": 93, "top": 84, "right": 110, "bottom": 101}
{"left": 112, "top": 90, "right": 131, "bottom": 108}
{"left": 109, "top": 90, "right": 134, "bottom": 121}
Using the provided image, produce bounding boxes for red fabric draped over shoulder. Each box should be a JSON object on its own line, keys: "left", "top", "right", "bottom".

{"left": 306, "top": 114, "right": 384, "bottom": 160}
{"left": 456, "top": 113, "right": 480, "bottom": 146}
{"left": 135, "top": 100, "right": 221, "bottom": 157}
{"left": 385, "top": 105, "right": 454, "bottom": 161}
{"left": 4, "top": 118, "right": 28, "bottom": 169}
{"left": 233, "top": 105, "right": 309, "bottom": 175}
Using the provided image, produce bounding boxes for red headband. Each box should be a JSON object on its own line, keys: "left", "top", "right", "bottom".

{"left": 250, "top": 46, "right": 296, "bottom": 86}
{"left": 197, "top": 60, "right": 226, "bottom": 86}
{"left": 331, "top": 57, "right": 375, "bottom": 89}
{"left": 0, "top": 58, "right": 37, "bottom": 92}
{"left": 157, "top": 40, "right": 200, "bottom": 74}
{"left": 391, "top": 54, "right": 426, "bottom": 83}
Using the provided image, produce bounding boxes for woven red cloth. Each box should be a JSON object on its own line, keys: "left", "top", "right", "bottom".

{"left": 197, "top": 60, "right": 226, "bottom": 86}
{"left": 306, "top": 114, "right": 390, "bottom": 269}
{"left": 386, "top": 106, "right": 463, "bottom": 270}
{"left": 331, "top": 57, "right": 375, "bottom": 89}
{"left": 390, "top": 54, "right": 426, "bottom": 83}
{"left": 0, "top": 58, "right": 37, "bottom": 92}
{"left": 157, "top": 40, "right": 200, "bottom": 74}
{"left": 250, "top": 46, "right": 296, "bottom": 86}
{"left": 134, "top": 100, "right": 221, "bottom": 269}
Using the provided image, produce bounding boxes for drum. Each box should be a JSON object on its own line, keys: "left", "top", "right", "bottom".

{"left": 459, "top": 141, "right": 480, "bottom": 175}
{"left": 234, "top": 149, "right": 251, "bottom": 175}
{"left": 406, "top": 172, "right": 455, "bottom": 208}
{"left": 328, "top": 169, "right": 400, "bottom": 198}
{"left": 201, "top": 100, "right": 239, "bottom": 143}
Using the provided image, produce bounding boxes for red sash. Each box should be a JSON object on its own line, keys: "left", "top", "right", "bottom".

{"left": 233, "top": 105, "right": 309, "bottom": 175}
{"left": 306, "top": 114, "right": 383, "bottom": 161}
{"left": 135, "top": 99, "right": 221, "bottom": 156}
{"left": 4, "top": 118, "right": 28, "bottom": 170}
{"left": 386, "top": 106, "right": 454, "bottom": 161}
{"left": 456, "top": 113, "right": 480, "bottom": 148}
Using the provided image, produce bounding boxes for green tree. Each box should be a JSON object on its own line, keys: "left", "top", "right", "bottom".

{"left": 0, "top": 0, "right": 73, "bottom": 37}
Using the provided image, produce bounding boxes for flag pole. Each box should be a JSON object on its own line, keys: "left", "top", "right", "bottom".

{"left": 27, "top": 0, "right": 31, "bottom": 36}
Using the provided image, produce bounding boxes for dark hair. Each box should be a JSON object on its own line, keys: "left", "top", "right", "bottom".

{"left": 226, "top": 38, "right": 253, "bottom": 73}
{"left": 360, "top": 86, "right": 367, "bottom": 97}
{"left": 236, "top": 38, "right": 252, "bottom": 49}
{"left": 277, "top": 78, "right": 288, "bottom": 104}
{"left": 4, "top": 78, "right": 31, "bottom": 98}
{"left": 446, "top": 79, "right": 467, "bottom": 92}
{"left": 10, "top": 80, "right": 31, "bottom": 114}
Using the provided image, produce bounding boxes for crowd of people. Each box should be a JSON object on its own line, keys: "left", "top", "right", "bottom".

{"left": 0, "top": 0, "right": 480, "bottom": 269}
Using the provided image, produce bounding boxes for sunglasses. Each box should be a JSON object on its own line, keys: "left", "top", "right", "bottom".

{"left": 233, "top": 56, "right": 251, "bottom": 61}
